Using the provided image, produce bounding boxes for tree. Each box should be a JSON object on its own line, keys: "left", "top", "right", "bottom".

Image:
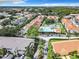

{"left": 0, "top": 19, "right": 11, "bottom": 26}
{"left": 0, "top": 27, "right": 17, "bottom": 36}
{"left": 45, "top": 19, "right": 54, "bottom": 25}
{"left": 27, "top": 26, "right": 39, "bottom": 37}
{"left": 9, "top": 16, "right": 14, "bottom": 20}
{"left": 69, "top": 51, "right": 78, "bottom": 56}
{"left": 25, "top": 42, "right": 34, "bottom": 59}
{"left": 54, "top": 53, "right": 61, "bottom": 59}
{"left": 0, "top": 48, "right": 7, "bottom": 57}
{"left": 0, "top": 16, "right": 5, "bottom": 19}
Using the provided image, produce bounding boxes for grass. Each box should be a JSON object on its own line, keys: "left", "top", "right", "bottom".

{"left": 42, "top": 20, "right": 66, "bottom": 34}
{"left": 47, "top": 39, "right": 63, "bottom": 59}
{"left": 56, "top": 23, "right": 66, "bottom": 33}
{"left": 48, "top": 39, "right": 79, "bottom": 59}
{"left": 61, "top": 25, "right": 66, "bottom": 33}
{"left": 50, "top": 38, "right": 65, "bottom": 42}
{"left": 47, "top": 39, "right": 67, "bottom": 59}
{"left": 70, "top": 55, "right": 79, "bottom": 59}
{"left": 38, "top": 40, "right": 45, "bottom": 59}
{"left": 47, "top": 40, "right": 54, "bottom": 59}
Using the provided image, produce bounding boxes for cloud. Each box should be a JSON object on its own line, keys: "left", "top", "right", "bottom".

{"left": 34, "top": 3, "right": 79, "bottom": 6}
{"left": 13, "top": 3, "right": 79, "bottom": 6}
{"left": 0, "top": 0, "right": 22, "bottom": 2}
{"left": 0, "top": 0, "right": 26, "bottom": 4}
{"left": 0, "top": 1, "right": 79, "bottom": 6}
{"left": 12, "top": 0, "right": 26, "bottom": 4}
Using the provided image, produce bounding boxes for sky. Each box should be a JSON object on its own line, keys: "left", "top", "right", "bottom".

{"left": 0, "top": 0, "right": 79, "bottom": 6}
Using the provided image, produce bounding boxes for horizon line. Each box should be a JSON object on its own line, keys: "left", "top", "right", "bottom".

{"left": 0, "top": 3, "right": 79, "bottom": 6}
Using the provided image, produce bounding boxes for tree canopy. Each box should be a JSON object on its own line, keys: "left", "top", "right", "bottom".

{"left": 27, "top": 26, "right": 39, "bottom": 37}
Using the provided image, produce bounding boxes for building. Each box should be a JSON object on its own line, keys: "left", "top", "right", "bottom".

{"left": 47, "top": 16, "right": 59, "bottom": 22}
{"left": 23, "top": 15, "right": 44, "bottom": 33}
{"left": 0, "top": 37, "right": 34, "bottom": 53}
{"left": 62, "top": 14, "right": 79, "bottom": 33}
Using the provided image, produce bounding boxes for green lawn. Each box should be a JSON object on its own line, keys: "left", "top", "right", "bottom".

{"left": 47, "top": 40, "right": 54, "bottom": 59}
{"left": 56, "top": 23, "right": 66, "bottom": 33}
{"left": 70, "top": 55, "right": 79, "bottom": 59}
{"left": 50, "top": 38, "right": 66, "bottom": 42}
{"left": 47, "top": 39, "right": 64, "bottom": 59}
{"left": 48, "top": 39, "right": 79, "bottom": 59}
{"left": 47, "top": 39, "right": 68, "bottom": 59}
{"left": 54, "top": 23, "right": 66, "bottom": 33}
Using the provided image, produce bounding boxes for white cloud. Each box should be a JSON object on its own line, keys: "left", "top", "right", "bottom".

{"left": 0, "top": 0, "right": 26, "bottom": 4}
{"left": 34, "top": 3, "right": 79, "bottom": 6}
{"left": 12, "top": 0, "right": 26, "bottom": 4}
{"left": 0, "top": 1, "right": 79, "bottom": 6}
{"left": 14, "top": 3, "right": 79, "bottom": 6}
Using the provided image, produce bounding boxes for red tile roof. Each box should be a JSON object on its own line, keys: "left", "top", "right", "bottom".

{"left": 62, "top": 18, "right": 79, "bottom": 32}
{"left": 47, "top": 16, "right": 57, "bottom": 20}
{"left": 23, "top": 16, "right": 44, "bottom": 30}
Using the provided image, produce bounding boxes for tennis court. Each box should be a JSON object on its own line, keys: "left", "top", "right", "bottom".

{"left": 51, "top": 40, "right": 79, "bottom": 55}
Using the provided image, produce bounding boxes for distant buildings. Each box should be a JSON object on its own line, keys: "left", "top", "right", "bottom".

{"left": 39, "top": 16, "right": 62, "bottom": 36}
{"left": 47, "top": 16, "right": 59, "bottom": 21}
{"left": 11, "top": 17, "right": 26, "bottom": 25}
{"left": 24, "top": 14, "right": 34, "bottom": 19}
{"left": 39, "top": 24, "right": 61, "bottom": 34}
{"left": 0, "top": 8, "right": 79, "bottom": 37}
{"left": 23, "top": 15, "right": 44, "bottom": 32}
{"left": 62, "top": 14, "right": 79, "bottom": 33}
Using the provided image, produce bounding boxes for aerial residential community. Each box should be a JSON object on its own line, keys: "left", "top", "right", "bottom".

{"left": 0, "top": 7, "right": 78, "bottom": 59}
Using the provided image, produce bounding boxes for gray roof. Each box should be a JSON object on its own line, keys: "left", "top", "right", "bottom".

{"left": 0, "top": 37, "right": 34, "bottom": 50}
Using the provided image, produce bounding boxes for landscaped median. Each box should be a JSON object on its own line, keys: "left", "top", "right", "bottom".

{"left": 38, "top": 40, "right": 45, "bottom": 59}
{"left": 33, "top": 39, "right": 45, "bottom": 59}
{"left": 0, "top": 48, "right": 7, "bottom": 58}
{"left": 47, "top": 38, "right": 79, "bottom": 59}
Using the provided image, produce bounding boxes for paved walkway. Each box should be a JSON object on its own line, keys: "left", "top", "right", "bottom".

{"left": 61, "top": 56, "right": 66, "bottom": 59}
{"left": 38, "top": 36, "right": 79, "bottom": 59}
{"left": 66, "top": 56, "right": 71, "bottom": 59}
{"left": 43, "top": 41, "right": 48, "bottom": 59}
{"left": 38, "top": 36, "right": 79, "bottom": 41}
